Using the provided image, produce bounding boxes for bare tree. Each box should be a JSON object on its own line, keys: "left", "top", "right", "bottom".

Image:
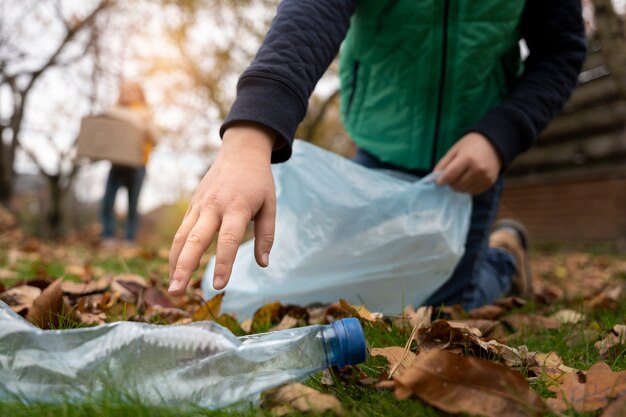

{"left": 0, "top": 0, "right": 113, "bottom": 236}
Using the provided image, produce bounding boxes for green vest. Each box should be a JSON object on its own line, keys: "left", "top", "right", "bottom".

{"left": 339, "top": 0, "right": 525, "bottom": 170}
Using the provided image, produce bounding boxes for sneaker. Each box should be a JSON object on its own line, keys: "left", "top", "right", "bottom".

{"left": 488, "top": 219, "right": 533, "bottom": 297}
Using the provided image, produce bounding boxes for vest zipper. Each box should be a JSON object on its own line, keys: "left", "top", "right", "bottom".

{"left": 431, "top": 0, "right": 450, "bottom": 169}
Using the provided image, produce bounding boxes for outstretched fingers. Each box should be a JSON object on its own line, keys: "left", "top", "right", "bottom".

{"left": 212, "top": 212, "right": 250, "bottom": 290}
{"left": 168, "top": 211, "right": 219, "bottom": 295}
{"left": 254, "top": 199, "right": 276, "bottom": 267}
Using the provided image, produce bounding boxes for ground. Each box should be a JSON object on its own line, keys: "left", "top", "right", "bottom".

{"left": 0, "top": 230, "right": 625, "bottom": 417}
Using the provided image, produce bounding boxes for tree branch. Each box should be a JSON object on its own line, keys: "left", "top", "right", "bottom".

{"left": 23, "top": 0, "right": 112, "bottom": 95}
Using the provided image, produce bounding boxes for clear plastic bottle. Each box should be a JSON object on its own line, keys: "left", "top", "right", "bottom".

{"left": 0, "top": 300, "right": 366, "bottom": 408}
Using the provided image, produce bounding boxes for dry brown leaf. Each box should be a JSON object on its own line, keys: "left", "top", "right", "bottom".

{"left": 241, "top": 319, "right": 253, "bottom": 333}
{"left": 251, "top": 301, "right": 286, "bottom": 332}
{"left": 447, "top": 321, "right": 483, "bottom": 337}
{"left": 407, "top": 305, "right": 432, "bottom": 328}
{"left": 145, "top": 306, "right": 190, "bottom": 323}
{"left": 370, "top": 346, "right": 417, "bottom": 378}
{"left": 110, "top": 281, "right": 137, "bottom": 304}
{"left": 192, "top": 293, "right": 224, "bottom": 321}
{"left": 27, "top": 279, "right": 74, "bottom": 329}
{"left": 585, "top": 284, "right": 624, "bottom": 310}
{"left": 526, "top": 351, "right": 577, "bottom": 382}
{"left": 449, "top": 319, "right": 500, "bottom": 337}
{"left": 468, "top": 305, "right": 505, "bottom": 320}
{"left": 262, "top": 383, "right": 344, "bottom": 416}
{"left": 548, "top": 362, "right": 626, "bottom": 413}
{"left": 144, "top": 287, "right": 175, "bottom": 309}
{"left": 0, "top": 285, "right": 41, "bottom": 308}
{"left": 61, "top": 277, "right": 110, "bottom": 296}
{"left": 477, "top": 339, "right": 524, "bottom": 368}
{"left": 394, "top": 350, "right": 546, "bottom": 417}
{"left": 550, "top": 309, "right": 585, "bottom": 324}
{"left": 353, "top": 304, "right": 382, "bottom": 322}
{"left": 113, "top": 273, "right": 148, "bottom": 292}
{"left": 75, "top": 311, "right": 106, "bottom": 325}
{"left": 494, "top": 296, "right": 527, "bottom": 310}
{"left": 600, "top": 394, "right": 626, "bottom": 417}
{"left": 504, "top": 314, "right": 561, "bottom": 332}
{"left": 595, "top": 325, "right": 626, "bottom": 359}
{"left": 270, "top": 314, "right": 299, "bottom": 331}
{"left": 415, "top": 320, "right": 483, "bottom": 355}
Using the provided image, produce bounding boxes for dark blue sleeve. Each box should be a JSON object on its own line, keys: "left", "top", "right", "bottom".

{"left": 470, "top": 0, "right": 587, "bottom": 167}
{"left": 220, "top": 0, "right": 357, "bottom": 163}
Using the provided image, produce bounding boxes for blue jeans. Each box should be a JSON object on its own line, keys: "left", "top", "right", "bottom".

{"left": 101, "top": 165, "right": 146, "bottom": 241}
{"left": 353, "top": 148, "right": 516, "bottom": 309}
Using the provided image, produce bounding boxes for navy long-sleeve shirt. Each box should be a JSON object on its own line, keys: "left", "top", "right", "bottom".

{"left": 221, "top": 0, "right": 587, "bottom": 167}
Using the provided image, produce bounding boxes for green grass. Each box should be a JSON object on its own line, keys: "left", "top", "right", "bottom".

{"left": 1, "top": 245, "right": 626, "bottom": 416}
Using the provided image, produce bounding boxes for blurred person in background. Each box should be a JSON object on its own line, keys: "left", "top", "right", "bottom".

{"left": 100, "top": 82, "right": 156, "bottom": 248}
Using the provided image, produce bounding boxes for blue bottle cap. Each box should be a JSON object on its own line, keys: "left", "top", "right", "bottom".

{"left": 331, "top": 318, "right": 367, "bottom": 367}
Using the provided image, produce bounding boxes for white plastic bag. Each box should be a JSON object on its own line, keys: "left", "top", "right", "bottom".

{"left": 202, "top": 140, "right": 471, "bottom": 318}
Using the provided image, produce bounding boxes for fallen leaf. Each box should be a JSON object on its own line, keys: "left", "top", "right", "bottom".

{"left": 306, "top": 304, "right": 329, "bottom": 325}
{"left": 145, "top": 306, "right": 190, "bottom": 323}
{"left": 407, "top": 305, "right": 432, "bottom": 328}
{"left": 447, "top": 321, "right": 483, "bottom": 337}
{"left": 585, "top": 284, "right": 624, "bottom": 310}
{"left": 27, "top": 279, "right": 74, "bottom": 329}
{"left": 415, "top": 320, "right": 483, "bottom": 355}
{"left": 0, "top": 285, "right": 42, "bottom": 308}
{"left": 61, "top": 277, "right": 110, "bottom": 296}
{"left": 241, "top": 319, "right": 253, "bottom": 333}
{"left": 550, "top": 309, "right": 585, "bottom": 324}
{"left": 270, "top": 314, "right": 299, "bottom": 331}
{"left": 262, "top": 383, "right": 344, "bottom": 416}
{"left": 325, "top": 302, "right": 356, "bottom": 321}
{"left": 113, "top": 273, "right": 148, "bottom": 293}
{"left": 75, "top": 311, "right": 106, "bottom": 325}
{"left": 394, "top": 350, "right": 546, "bottom": 417}
{"left": 526, "top": 351, "right": 577, "bottom": 382}
{"left": 251, "top": 301, "right": 286, "bottom": 332}
{"left": 600, "top": 394, "right": 626, "bottom": 417}
{"left": 595, "top": 325, "right": 626, "bottom": 359}
{"left": 110, "top": 281, "right": 137, "bottom": 304}
{"left": 192, "top": 293, "right": 224, "bottom": 321}
{"left": 548, "top": 362, "right": 626, "bottom": 413}
{"left": 338, "top": 299, "right": 382, "bottom": 322}
{"left": 320, "top": 369, "right": 334, "bottom": 386}
{"left": 371, "top": 346, "right": 417, "bottom": 378}
{"left": 144, "top": 287, "right": 174, "bottom": 308}
{"left": 477, "top": 339, "right": 524, "bottom": 368}
{"left": 494, "top": 297, "right": 526, "bottom": 310}
{"left": 504, "top": 314, "right": 561, "bottom": 332}
{"left": 468, "top": 305, "right": 505, "bottom": 320}
{"left": 449, "top": 319, "right": 500, "bottom": 337}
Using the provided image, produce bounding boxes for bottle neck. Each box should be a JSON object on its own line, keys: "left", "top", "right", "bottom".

{"left": 320, "top": 318, "right": 367, "bottom": 368}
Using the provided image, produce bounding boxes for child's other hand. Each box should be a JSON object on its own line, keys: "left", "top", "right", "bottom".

{"left": 434, "top": 133, "right": 502, "bottom": 195}
{"left": 168, "top": 124, "right": 277, "bottom": 295}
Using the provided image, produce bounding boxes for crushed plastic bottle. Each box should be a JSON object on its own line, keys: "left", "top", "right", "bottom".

{"left": 0, "top": 300, "right": 366, "bottom": 408}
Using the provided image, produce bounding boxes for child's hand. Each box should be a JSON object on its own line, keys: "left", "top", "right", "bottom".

{"left": 168, "top": 124, "right": 277, "bottom": 295}
{"left": 434, "top": 133, "right": 502, "bottom": 195}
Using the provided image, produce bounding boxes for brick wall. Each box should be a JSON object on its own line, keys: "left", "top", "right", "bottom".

{"left": 498, "top": 175, "right": 626, "bottom": 243}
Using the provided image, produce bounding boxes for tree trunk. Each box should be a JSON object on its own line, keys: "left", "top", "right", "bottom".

{"left": 46, "top": 174, "right": 63, "bottom": 239}
{"left": 0, "top": 142, "right": 13, "bottom": 206}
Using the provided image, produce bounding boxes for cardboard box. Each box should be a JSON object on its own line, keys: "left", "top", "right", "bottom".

{"left": 76, "top": 115, "right": 145, "bottom": 167}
